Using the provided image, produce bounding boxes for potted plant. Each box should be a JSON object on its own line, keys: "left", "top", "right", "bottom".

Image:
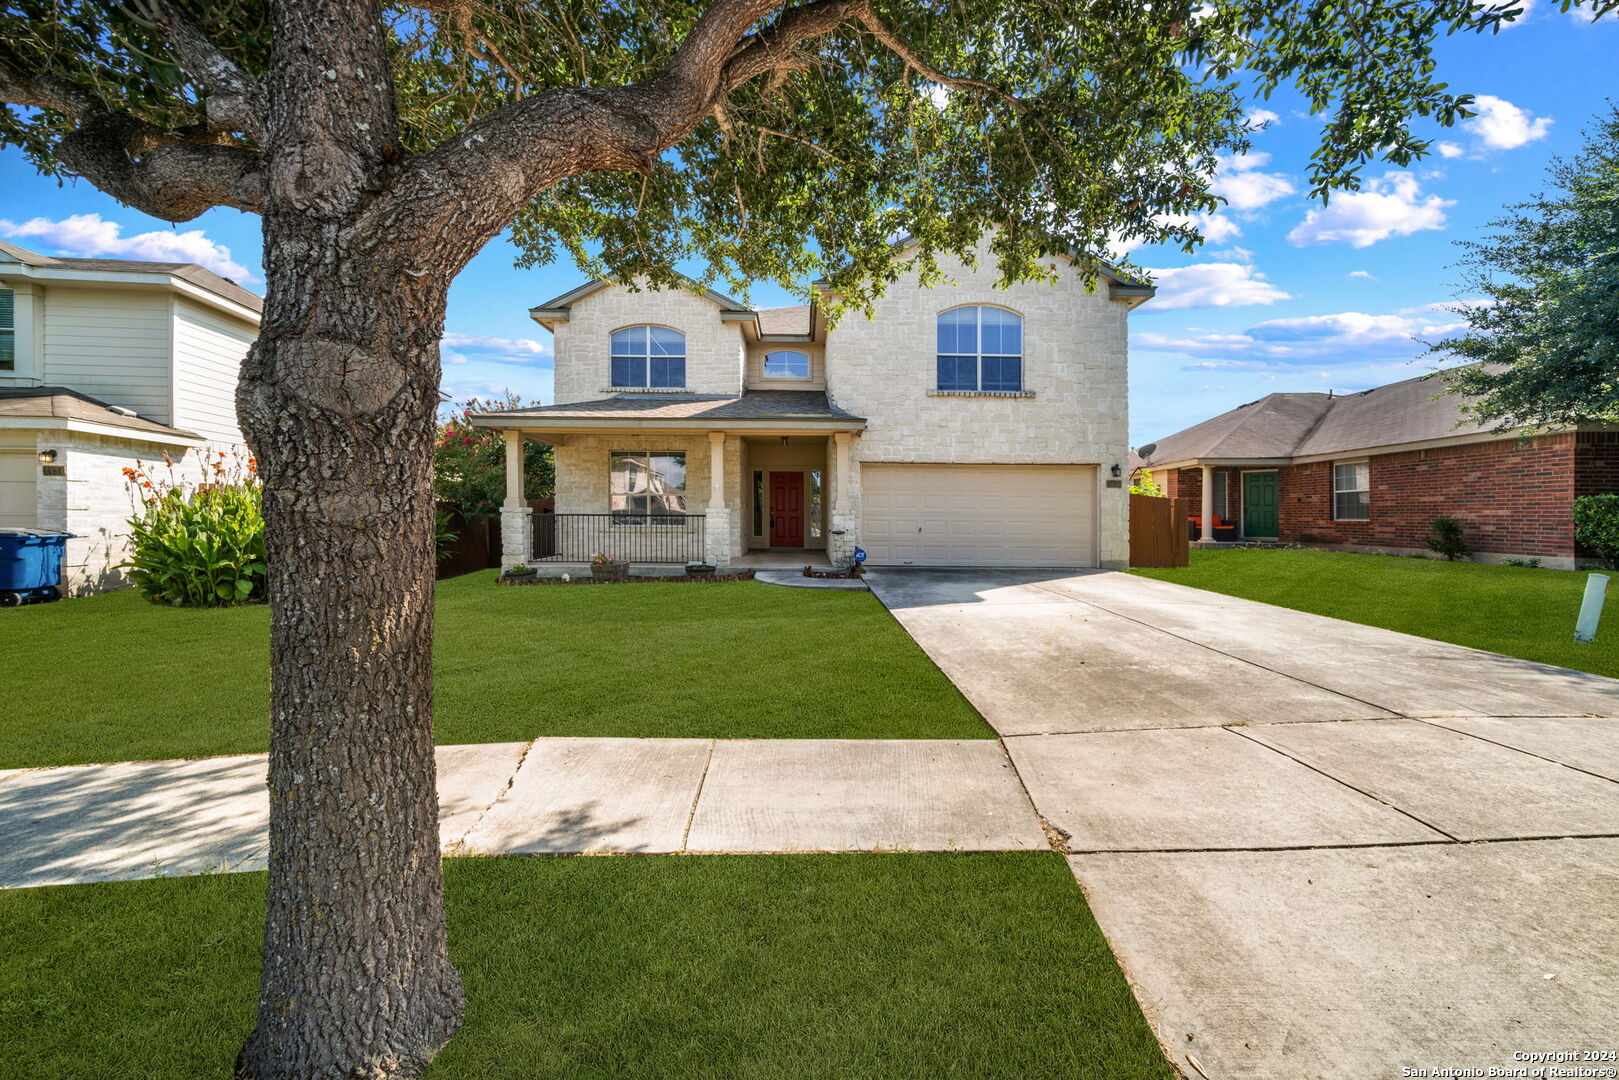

{"left": 685, "top": 562, "right": 717, "bottom": 578}
{"left": 590, "top": 552, "right": 629, "bottom": 581}
{"left": 502, "top": 562, "right": 537, "bottom": 581}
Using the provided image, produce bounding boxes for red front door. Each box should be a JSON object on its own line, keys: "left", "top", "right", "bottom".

{"left": 770, "top": 471, "right": 805, "bottom": 547}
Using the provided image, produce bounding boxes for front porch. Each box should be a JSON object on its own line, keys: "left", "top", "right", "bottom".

{"left": 1153, "top": 462, "right": 1286, "bottom": 546}
{"left": 470, "top": 391, "right": 866, "bottom": 569}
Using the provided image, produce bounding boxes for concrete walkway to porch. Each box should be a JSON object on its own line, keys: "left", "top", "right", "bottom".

{"left": 0, "top": 737, "right": 1045, "bottom": 889}
{"left": 866, "top": 567, "right": 1619, "bottom": 1080}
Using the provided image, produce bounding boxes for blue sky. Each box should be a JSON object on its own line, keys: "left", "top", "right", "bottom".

{"left": 1, "top": 3, "right": 1612, "bottom": 447}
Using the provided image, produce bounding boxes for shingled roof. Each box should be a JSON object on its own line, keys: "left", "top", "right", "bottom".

{"left": 472, "top": 389, "right": 864, "bottom": 427}
{"left": 0, "top": 239, "right": 262, "bottom": 314}
{"left": 1140, "top": 368, "right": 1499, "bottom": 467}
{"left": 0, "top": 386, "right": 202, "bottom": 442}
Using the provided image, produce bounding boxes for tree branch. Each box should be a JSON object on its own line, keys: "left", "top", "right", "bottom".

{"left": 127, "top": 0, "right": 265, "bottom": 138}
{"left": 0, "top": 58, "right": 264, "bottom": 219}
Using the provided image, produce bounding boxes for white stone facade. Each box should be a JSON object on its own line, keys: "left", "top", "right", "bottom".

{"left": 527, "top": 240, "right": 1139, "bottom": 570}
{"left": 2, "top": 428, "right": 229, "bottom": 596}
{"left": 826, "top": 246, "right": 1130, "bottom": 569}
{"left": 549, "top": 283, "right": 746, "bottom": 404}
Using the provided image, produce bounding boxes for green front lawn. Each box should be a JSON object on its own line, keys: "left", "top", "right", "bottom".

{"left": 0, "top": 853, "right": 1173, "bottom": 1080}
{"left": 1132, "top": 548, "right": 1618, "bottom": 678}
{"left": 1, "top": 575, "right": 987, "bottom": 769}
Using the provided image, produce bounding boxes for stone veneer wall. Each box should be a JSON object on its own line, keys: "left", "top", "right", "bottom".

{"left": 550, "top": 432, "right": 746, "bottom": 563}
{"left": 549, "top": 283, "right": 746, "bottom": 404}
{"left": 19, "top": 431, "right": 230, "bottom": 595}
{"left": 825, "top": 243, "right": 1131, "bottom": 569}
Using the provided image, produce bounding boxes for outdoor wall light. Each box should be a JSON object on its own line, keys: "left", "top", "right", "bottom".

{"left": 37, "top": 449, "right": 57, "bottom": 465}
{"left": 1110, "top": 463, "right": 1122, "bottom": 478}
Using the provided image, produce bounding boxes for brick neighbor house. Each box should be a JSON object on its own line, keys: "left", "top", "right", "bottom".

{"left": 1135, "top": 368, "right": 1619, "bottom": 570}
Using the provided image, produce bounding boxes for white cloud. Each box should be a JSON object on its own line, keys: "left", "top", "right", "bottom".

{"left": 1133, "top": 305, "right": 1466, "bottom": 366}
{"left": 1211, "top": 152, "right": 1296, "bottom": 211}
{"left": 1145, "top": 262, "right": 1292, "bottom": 310}
{"left": 440, "top": 331, "right": 551, "bottom": 366}
{"left": 1347, "top": 270, "right": 1377, "bottom": 280}
{"left": 1245, "top": 108, "right": 1280, "bottom": 129}
{"left": 1466, "top": 95, "right": 1552, "bottom": 150}
{"left": 1490, "top": 0, "right": 1537, "bottom": 26}
{"left": 0, "top": 213, "right": 255, "bottom": 282}
{"left": 1436, "top": 141, "right": 1466, "bottom": 159}
{"left": 1286, "top": 171, "right": 1452, "bottom": 248}
{"left": 1190, "top": 212, "right": 1242, "bottom": 243}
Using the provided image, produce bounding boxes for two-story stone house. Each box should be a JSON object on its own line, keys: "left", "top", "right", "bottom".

{"left": 473, "top": 242, "right": 1152, "bottom": 571}
{"left": 0, "top": 240, "right": 259, "bottom": 594}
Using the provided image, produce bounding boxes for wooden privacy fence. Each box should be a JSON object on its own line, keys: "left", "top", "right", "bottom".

{"left": 1129, "top": 494, "right": 1191, "bottom": 568}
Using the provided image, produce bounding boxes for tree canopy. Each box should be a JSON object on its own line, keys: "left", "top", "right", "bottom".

{"left": 1435, "top": 103, "right": 1619, "bottom": 429}
{"left": 0, "top": 0, "right": 1556, "bottom": 311}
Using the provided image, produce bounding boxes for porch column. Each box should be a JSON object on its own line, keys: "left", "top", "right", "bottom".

{"left": 705, "top": 431, "right": 731, "bottom": 566}
{"left": 1199, "top": 463, "right": 1215, "bottom": 545}
{"left": 830, "top": 431, "right": 857, "bottom": 567}
{"left": 499, "top": 429, "right": 532, "bottom": 569}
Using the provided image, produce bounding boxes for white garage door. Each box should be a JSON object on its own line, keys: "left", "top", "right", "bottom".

{"left": 0, "top": 451, "right": 37, "bottom": 528}
{"left": 861, "top": 464, "right": 1097, "bottom": 567}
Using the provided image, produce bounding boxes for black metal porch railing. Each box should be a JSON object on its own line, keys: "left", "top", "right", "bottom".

{"left": 532, "top": 513, "right": 707, "bottom": 564}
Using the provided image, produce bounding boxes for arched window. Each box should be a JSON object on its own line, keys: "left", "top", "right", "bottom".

{"left": 611, "top": 326, "right": 686, "bottom": 388}
{"left": 936, "top": 306, "right": 1022, "bottom": 392}
{"left": 763, "top": 349, "right": 810, "bottom": 379}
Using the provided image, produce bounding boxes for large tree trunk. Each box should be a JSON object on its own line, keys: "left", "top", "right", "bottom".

{"left": 232, "top": 4, "right": 466, "bottom": 1075}
{"left": 233, "top": 213, "right": 464, "bottom": 1077}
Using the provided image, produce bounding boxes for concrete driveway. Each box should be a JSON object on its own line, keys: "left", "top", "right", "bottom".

{"left": 866, "top": 568, "right": 1619, "bottom": 1080}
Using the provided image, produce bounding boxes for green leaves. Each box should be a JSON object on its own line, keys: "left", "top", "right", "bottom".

{"left": 1433, "top": 105, "right": 1619, "bottom": 429}
{"left": 124, "top": 483, "right": 267, "bottom": 608}
{"left": 434, "top": 395, "right": 553, "bottom": 520}
{"left": 1574, "top": 495, "right": 1619, "bottom": 570}
{"left": 4, "top": 0, "right": 1604, "bottom": 308}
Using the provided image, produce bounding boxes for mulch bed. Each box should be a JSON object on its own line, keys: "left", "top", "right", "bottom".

{"left": 496, "top": 569, "right": 757, "bottom": 585}
{"left": 802, "top": 566, "right": 865, "bottom": 579}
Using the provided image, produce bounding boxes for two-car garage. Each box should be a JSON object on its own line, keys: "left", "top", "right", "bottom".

{"left": 859, "top": 464, "right": 1098, "bottom": 568}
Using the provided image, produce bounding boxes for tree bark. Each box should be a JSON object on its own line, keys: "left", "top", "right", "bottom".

{"left": 233, "top": 211, "right": 464, "bottom": 1077}
{"left": 233, "top": 3, "right": 465, "bottom": 1076}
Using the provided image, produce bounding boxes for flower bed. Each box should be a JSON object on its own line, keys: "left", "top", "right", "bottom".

{"left": 802, "top": 566, "right": 864, "bottom": 579}
{"left": 496, "top": 569, "right": 757, "bottom": 585}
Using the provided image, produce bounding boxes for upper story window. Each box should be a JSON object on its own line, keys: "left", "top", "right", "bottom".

{"left": 763, "top": 350, "right": 810, "bottom": 379}
{"left": 0, "top": 289, "right": 14, "bottom": 372}
{"left": 1333, "top": 461, "right": 1370, "bottom": 521}
{"left": 611, "top": 326, "right": 685, "bottom": 388}
{"left": 937, "top": 306, "right": 1022, "bottom": 392}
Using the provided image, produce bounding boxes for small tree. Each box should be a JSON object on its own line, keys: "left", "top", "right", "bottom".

{"left": 1433, "top": 106, "right": 1619, "bottom": 428}
{"left": 435, "top": 395, "right": 553, "bottom": 521}
{"left": 1574, "top": 494, "right": 1619, "bottom": 569}
{"left": 1425, "top": 516, "right": 1471, "bottom": 561}
{"left": 1129, "top": 471, "right": 1166, "bottom": 497}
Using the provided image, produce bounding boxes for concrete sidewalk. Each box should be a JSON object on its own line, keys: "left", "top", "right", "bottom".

{"left": 867, "top": 568, "right": 1619, "bottom": 1079}
{"left": 0, "top": 737, "right": 1044, "bottom": 888}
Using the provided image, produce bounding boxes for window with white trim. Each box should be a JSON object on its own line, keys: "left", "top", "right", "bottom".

{"left": 763, "top": 349, "right": 810, "bottom": 379}
{"left": 0, "top": 289, "right": 14, "bottom": 372}
{"left": 936, "top": 306, "right": 1022, "bottom": 391}
{"left": 611, "top": 326, "right": 685, "bottom": 388}
{"left": 1333, "top": 461, "right": 1370, "bottom": 521}
{"left": 610, "top": 452, "right": 687, "bottom": 525}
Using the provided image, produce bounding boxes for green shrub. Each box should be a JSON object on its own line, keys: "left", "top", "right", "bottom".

{"left": 1573, "top": 493, "right": 1619, "bottom": 569}
{"left": 1425, "top": 516, "right": 1470, "bottom": 561}
{"left": 123, "top": 455, "right": 266, "bottom": 606}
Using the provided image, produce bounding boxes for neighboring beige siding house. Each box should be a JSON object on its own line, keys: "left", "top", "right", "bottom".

{"left": 474, "top": 242, "right": 1152, "bottom": 571}
{"left": 0, "top": 240, "right": 259, "bottom": 594}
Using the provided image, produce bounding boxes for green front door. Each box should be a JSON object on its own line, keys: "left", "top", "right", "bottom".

{"left": 1243, "top": 471, "right": 1279, "bottom": 538}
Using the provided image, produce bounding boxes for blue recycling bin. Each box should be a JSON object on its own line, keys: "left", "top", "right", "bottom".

{"left": 0, "top": 528, "right": 73, "bottom": 606}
